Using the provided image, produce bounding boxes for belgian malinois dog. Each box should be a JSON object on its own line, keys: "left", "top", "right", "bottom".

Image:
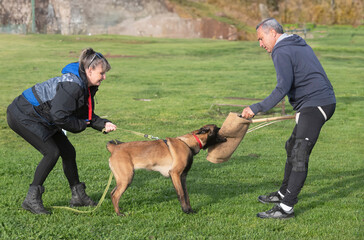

{"left": 107, "top": 124, "right": 226, "bottom": 215}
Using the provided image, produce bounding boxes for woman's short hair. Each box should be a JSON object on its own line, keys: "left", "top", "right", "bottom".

{"left": 79, "top": 48, "right": 111, "bottom": 73}
{"left": 256, "top": 18, "right": 284, "bottom": 34}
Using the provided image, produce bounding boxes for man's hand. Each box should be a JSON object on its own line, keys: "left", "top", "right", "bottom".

{"left": 242, "top": 107, "right": 255, "bottom": 119}
{"left": 103, "top": 122, "right": 117, "bottom": 133}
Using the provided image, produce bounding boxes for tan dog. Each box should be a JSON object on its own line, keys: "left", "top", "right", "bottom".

{"left": 107, "top": 124, "right": 226, "bottom": 215}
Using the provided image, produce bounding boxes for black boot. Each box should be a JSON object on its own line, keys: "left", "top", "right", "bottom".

{"left": 22, "top": 185, "right": 51, "bottom": 214}
{"left": 70, "top": 182, "right": 97, "bottom": 207}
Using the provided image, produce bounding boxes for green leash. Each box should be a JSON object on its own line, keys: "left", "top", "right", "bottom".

{"left": 103, "top": 127, "right": 160, "bottom": 140}
{"left": 51, "top": 172, "right": 113, "bottom": 214}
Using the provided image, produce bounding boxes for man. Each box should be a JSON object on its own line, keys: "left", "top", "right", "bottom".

{"left": 242, "top": 18, "right": 336, "bottom": 219}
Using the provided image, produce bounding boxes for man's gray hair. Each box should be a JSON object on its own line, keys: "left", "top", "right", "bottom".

{"left": 256, "top": 18, "right": 284, "bottom": 34}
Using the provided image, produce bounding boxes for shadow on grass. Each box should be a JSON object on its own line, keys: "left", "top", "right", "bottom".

{"left": 49, "top": 161, "right": 363, "bottom": 218}
{"left": 297, "top": 168, "right": 364, "bottom": 215}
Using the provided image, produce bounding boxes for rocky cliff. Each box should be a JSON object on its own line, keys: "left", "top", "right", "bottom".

{"left": 0, "top": 0, "right": 237, "bottom": 40}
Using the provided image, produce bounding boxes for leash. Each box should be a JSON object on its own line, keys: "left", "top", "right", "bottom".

{"left": 247, "top": 120, "right": 284, "bottom": 133}
{"left": 51, "top": 171, "right": 113, "bottom": 214}
{"left": 239, "top": 114, "right": 295, "bottom": 134}
{"left": 103, "top": 115, "right": 295, "bottom": 139}
{"left": 103, "top": 127, "right": 160, "bottom": 140}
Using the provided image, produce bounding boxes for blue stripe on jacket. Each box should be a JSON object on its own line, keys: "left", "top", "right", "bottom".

{"left": 22, "top": 88, "right": 40, "bottom": 106}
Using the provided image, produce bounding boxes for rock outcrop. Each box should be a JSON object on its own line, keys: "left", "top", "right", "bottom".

{"left": 0, "top": 0, "right": 237, "bottom": 40}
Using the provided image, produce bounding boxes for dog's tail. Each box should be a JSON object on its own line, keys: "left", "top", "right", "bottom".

{"left": 106, "top": 139, "right": 124, "bottom": 153}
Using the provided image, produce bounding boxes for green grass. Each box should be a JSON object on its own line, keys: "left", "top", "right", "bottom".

{"left": 0, "top": 26, "right": 363, "bottom": 239}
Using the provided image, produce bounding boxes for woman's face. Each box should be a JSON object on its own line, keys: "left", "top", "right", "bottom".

{"left": 86, "top": 64, "right": 106, "bottom": 87}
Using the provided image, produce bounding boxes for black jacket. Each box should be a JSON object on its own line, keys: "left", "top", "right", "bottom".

{"left": 7, "top": 62, "right": 110, "bottom": 141}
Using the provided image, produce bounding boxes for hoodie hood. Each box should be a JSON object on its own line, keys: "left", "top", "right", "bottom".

{"left": 272, "top": 34, "right": 307, "bottom": 54}
{"left": 62, "top": 62, "right": 81, "bottom": 79}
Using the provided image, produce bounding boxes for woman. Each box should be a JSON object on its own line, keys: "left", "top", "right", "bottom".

{"left": 7, "top": 48, "right": 117, "bottom": 214}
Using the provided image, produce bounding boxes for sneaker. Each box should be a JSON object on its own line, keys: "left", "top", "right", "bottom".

{"left": 258, "top": 191, "right": 283, "bottom": 204}
{"left": 257, "top": 204, "right": 294, "bottom": 219}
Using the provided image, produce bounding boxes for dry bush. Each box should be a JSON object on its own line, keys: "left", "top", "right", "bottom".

{"left": 168, "top": 0, "right": 363, "bottom": 40}
{"left": 205, "top": 0, "right": 363, "bottom": 26}
{"left": 334, "top": 0, "right": 363, "bottom": 25}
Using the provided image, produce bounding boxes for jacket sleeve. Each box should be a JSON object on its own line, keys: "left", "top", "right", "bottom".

{"left": 250, "top": 51, "right": 293, "bottom": 114}
{"left": 50, "top": 82, "right": 88, "bottom": 133}
{"left": 89, "top": 112, "right": 111, "bottom": 131}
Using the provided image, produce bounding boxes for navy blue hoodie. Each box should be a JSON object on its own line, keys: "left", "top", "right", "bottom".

{"left": 250, "top": 34, "right": 336, "bottom": 113}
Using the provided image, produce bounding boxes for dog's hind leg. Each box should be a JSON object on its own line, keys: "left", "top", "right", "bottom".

{"left": 109, "top": 158, "right": 134, "bottom": 216}
{"left": 110, "top": 182, "right": 131, "bottom": 216}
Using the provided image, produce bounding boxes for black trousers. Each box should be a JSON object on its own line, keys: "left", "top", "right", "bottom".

{"left": 7, "top": 109, "right": 80, "bottom": 187}
{"left": 279, "top": 103, "right": 336, "bottom": 207}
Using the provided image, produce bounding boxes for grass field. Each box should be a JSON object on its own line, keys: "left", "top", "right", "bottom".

{"left": 0, "top": 26, "right": 363, "bottom": 239}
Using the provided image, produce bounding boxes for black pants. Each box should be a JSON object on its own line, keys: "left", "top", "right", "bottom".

{"left": 279, "top": 103, "right": 336, "bottom": 207}
{"left": 7, "top": 110, "right": 80, "bottom": 187}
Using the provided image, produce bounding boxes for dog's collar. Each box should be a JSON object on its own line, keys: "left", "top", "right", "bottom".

{"left": 193, "top": 134, "right": 203, "bottom": 149}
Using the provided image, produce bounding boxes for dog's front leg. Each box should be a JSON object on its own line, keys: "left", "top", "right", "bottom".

{"left": 180, "top": 172, "right": 195, "bottom": 213}
{"left": 169, "top": 170, "right": 194, "bottom": 214}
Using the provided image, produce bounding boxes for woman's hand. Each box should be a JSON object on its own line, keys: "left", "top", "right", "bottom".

{"left": 103, "top": 122, "right": 117, "bottom": 133}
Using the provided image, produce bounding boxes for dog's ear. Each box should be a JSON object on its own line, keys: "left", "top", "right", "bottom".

{"left": 197, "top": 126, "right": 211, "bottom": 135}
{"left": 197, "top": 124, "right": 219, "bottom": 135}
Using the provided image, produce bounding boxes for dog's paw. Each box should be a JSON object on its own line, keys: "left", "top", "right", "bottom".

{"left": 183, "top": 208, "right": 196, "bottom": 214}
{"left": 115, "top": 207, "right": 127, "bottom": 217}
{"left": 116, "top": 211, "right": 126, "bottom": 217}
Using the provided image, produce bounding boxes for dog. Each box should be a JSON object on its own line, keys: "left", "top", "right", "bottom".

{"left": 106, "top": 124, "right": 226, "bottom": 215}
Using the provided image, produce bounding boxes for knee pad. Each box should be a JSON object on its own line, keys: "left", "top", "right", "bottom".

{"left": 289, "top": 139, "right": 313, "bottom": 172}
{"left": 285, "top": 134, "right": 296, "bottom": 158}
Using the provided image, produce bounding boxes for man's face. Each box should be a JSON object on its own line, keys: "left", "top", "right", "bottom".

{"left": 257, "top": 26, "right": 277, "bottom": 53}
